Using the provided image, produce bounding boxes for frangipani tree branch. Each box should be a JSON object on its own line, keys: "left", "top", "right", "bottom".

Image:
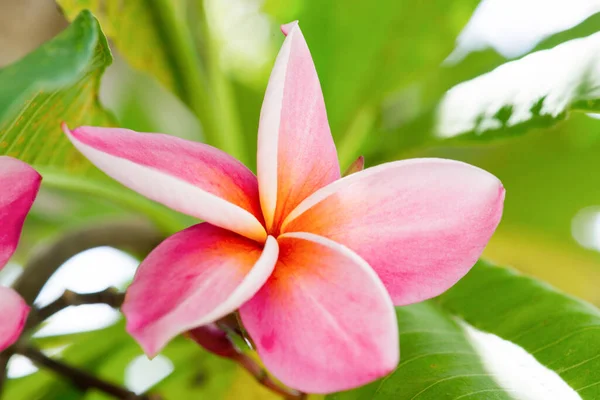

{"left": 13, "top": 219, "right": 164, "bottom": 306}
{"left": 30, "top": 287, "right": 126, "bottom": 327}
{"left": 31, "top": 289, "right": 306, "bottom": 400}
{"left": 17, "top": 346, "right": 160, "bottom": 400}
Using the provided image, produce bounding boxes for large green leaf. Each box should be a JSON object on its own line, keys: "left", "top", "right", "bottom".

{"left": 329, "top": 260, "right": 600, "bottom": 399}
{"left": 435, "top": 32, "right": 600, "bottom": 141}
{"left": 0, "top": 10, "right": 189, "bottom": 232}
{"left": 0, "top": 10, "right": 113, "bottom": 174}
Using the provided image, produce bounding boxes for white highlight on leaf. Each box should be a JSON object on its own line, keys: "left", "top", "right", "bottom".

{"left": 0, "top": 263, "right": 23, "bottom": 286}
{"left": 205, "top": 0, "right": 273, "bottom": 83}
{"left": 7, "top": 355, "right": 38, "bottom": 379}
{"left": 571, "top": 206, "right": 600, "bottom": 251}
{"left": 7, "top": 346, "right": 66, "bottom": 379}
{"left": 451, "top": 0, "right": 600, "bottom": 59}
{"left": 34, "top": 304, "right": 121, "bottom": 337}
{"left": 437, "top": 32, "right": 600, "bottom": 138}
{"left": 462, "top": 323, "right": 582, "bottom": 400}
{"left": 35, "top": 247, "right": 138, "bottom": 307}
{"left": 33, "top": 247, "right": 138, "bottom": 337}
{"left": 125, "top": 355, "right": 174, "bottom": 394}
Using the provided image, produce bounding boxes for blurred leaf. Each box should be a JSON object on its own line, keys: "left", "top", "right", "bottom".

{"left": 330, "top": 260, "right": 600, "bottom": 399}
{"left": 5, "top": 322, "right": 131, "bottom": 400}
{"left": 534, "top": 11, "right": 600, "bottom": 52}
{"left": 0, "top": 10, "right": 189, "bottom": 233}
{"left": 362, "top": 9, "right": 600, "bottom": 163}
{"left": 435, "top": 32, "right": 600, "bottom": 141}
{"left": 0, "top": 10, "right": 113, "bottom": 174}
{"left": 11, "top": 322, "right": 294, "bottom": 399}
{"left": 56, "top": 0, "right": 201, "bottom": 111}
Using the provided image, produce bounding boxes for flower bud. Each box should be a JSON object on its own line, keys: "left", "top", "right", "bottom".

{"left": 186, "top": 323, "right": 239, "bottom": 359}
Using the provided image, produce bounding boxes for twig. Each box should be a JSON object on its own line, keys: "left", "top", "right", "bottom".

{"left": 29, "top": 287, "right": 126, "bottom": 328}
{"left": 0, "top": 354, "right": 9, "bottom": 393}
{"left": 232, "top": 353, "right": 306, "bottom": 400}
{"left": 17, "top": 346, "right": 160, "bottom": 400}
{"left": 13, "top": 219, "right": 164, "bottom": 306}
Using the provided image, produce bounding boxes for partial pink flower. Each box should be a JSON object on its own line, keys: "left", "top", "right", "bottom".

{"left": 63, "top": 21, "right": 504, "bottom": 394}
{"left": 0, "top": 156, "right": 41, "bottom": 351}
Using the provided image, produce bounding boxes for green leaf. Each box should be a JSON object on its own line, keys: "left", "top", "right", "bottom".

{"left": 56, "top": 1, "right": 252, "bottom": 164}
{"left": 0, "top": 10, "right": 189, "bottom": 233}
{"left": 435, "top": 32, "right": 600, "bottom": 141}
{"left": 0, "top": 10, "right": 113, "bottom": 173}
{"left": 56, "top": 0, "right": 200, "bottom": 110}
{"left": 329, "top": 260, "right": 600, "bottom": 399}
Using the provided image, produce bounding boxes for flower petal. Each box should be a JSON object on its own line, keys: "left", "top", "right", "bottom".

{"left": 282, "top": 158, "right": 505, "bottom": 306}
{"left": 0, "top": 286, "right": 29, "bottom": 351}
{"left": 0, "top": 156, "right": 41, "bottom": 269}
{"left": 123, "top": 223, "right": 278, "bottom": 357}
{"left": 257, "top": 22, "right": 340, "bottom": 232}
{"left": 239, "top": 232, "right": 398, "bottom": 394}
{"left": 63, "top": 124, "right": 266, "bottom": 242}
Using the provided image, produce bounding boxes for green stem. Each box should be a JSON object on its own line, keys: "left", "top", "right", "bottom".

{"left": 151, "top": 0, "right": 219, "bottom": 144}
{"left": 193, "top": 0, "right": 248, "bottom": 164}
{"left": 337, "top": 106, "right": 377, "bottom": 168}
{"left": 152, "top": 0, "right": 247, "bottom": 163}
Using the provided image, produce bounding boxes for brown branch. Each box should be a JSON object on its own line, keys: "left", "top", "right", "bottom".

{"left": 18, "top": 346, "right": 160, "bottom": 400}
{"left": 13, "top": 219, "right": 164, "bottom": 305}
{"left": 29, "top": 287, "right": 126, "bottom": 328}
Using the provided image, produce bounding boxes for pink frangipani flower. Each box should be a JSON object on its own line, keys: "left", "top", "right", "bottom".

{"left": 62, "top": 22, "right": 504, "bottom": 393}
{"left": 0, "top": 156, "right": 41, "bottom": 351}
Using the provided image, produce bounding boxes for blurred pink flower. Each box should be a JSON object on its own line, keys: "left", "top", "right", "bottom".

{"left": 0, "top": 156, "right": 41, "bottom": 351}
{"left": 63, "top": 21, "right": 504, "bottom": 393}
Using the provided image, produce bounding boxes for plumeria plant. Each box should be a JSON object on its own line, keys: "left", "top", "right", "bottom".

{"left": 1, "top": 3, "right": 600, "bottom": 400}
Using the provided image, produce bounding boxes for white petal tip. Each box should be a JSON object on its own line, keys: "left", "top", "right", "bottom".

{"left": 281, "top": 21, "right": 299, "bottom": 36}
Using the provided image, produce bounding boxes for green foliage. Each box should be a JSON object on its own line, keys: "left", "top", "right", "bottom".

{"left": 57, "top": 0, "right": 190, "bottom": 102}
{"left": 265, "top": 1, "right": 481, "bottom": 165}
{"left": 0, "top": 10, "right": 189, "bottom": 233}
{"left": 0, "top": 10, "right": 113, "bottom": 176}
{"left": 55, "top": 0, "right": 211, "bottom": 135}
{"left": 435, "top": 32, "right": 600, "bottom": 141}
{"left": 329, "top": 260, "right": 600, "bottom": 399}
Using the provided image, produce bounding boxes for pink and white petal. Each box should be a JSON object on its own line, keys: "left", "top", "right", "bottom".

{"left": 240, "top": 232, "right": 398, "bottom": 394}
{"left": 282, "top": 158, "right": 505, "bottom": 306}
{"left": 63, "top": 124, "right": 266, "bottom": 242}
{"left": 0, "top": 286, "right": 29, "bottom": 351}
{"left": 122, "top": 223, "right": 278, "bottom": 357}
{"left": 0, "top": 156, "right": 41, "bottom": 269}
{"left": 257, "top": 21, "right": 340, "bottom": 231}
